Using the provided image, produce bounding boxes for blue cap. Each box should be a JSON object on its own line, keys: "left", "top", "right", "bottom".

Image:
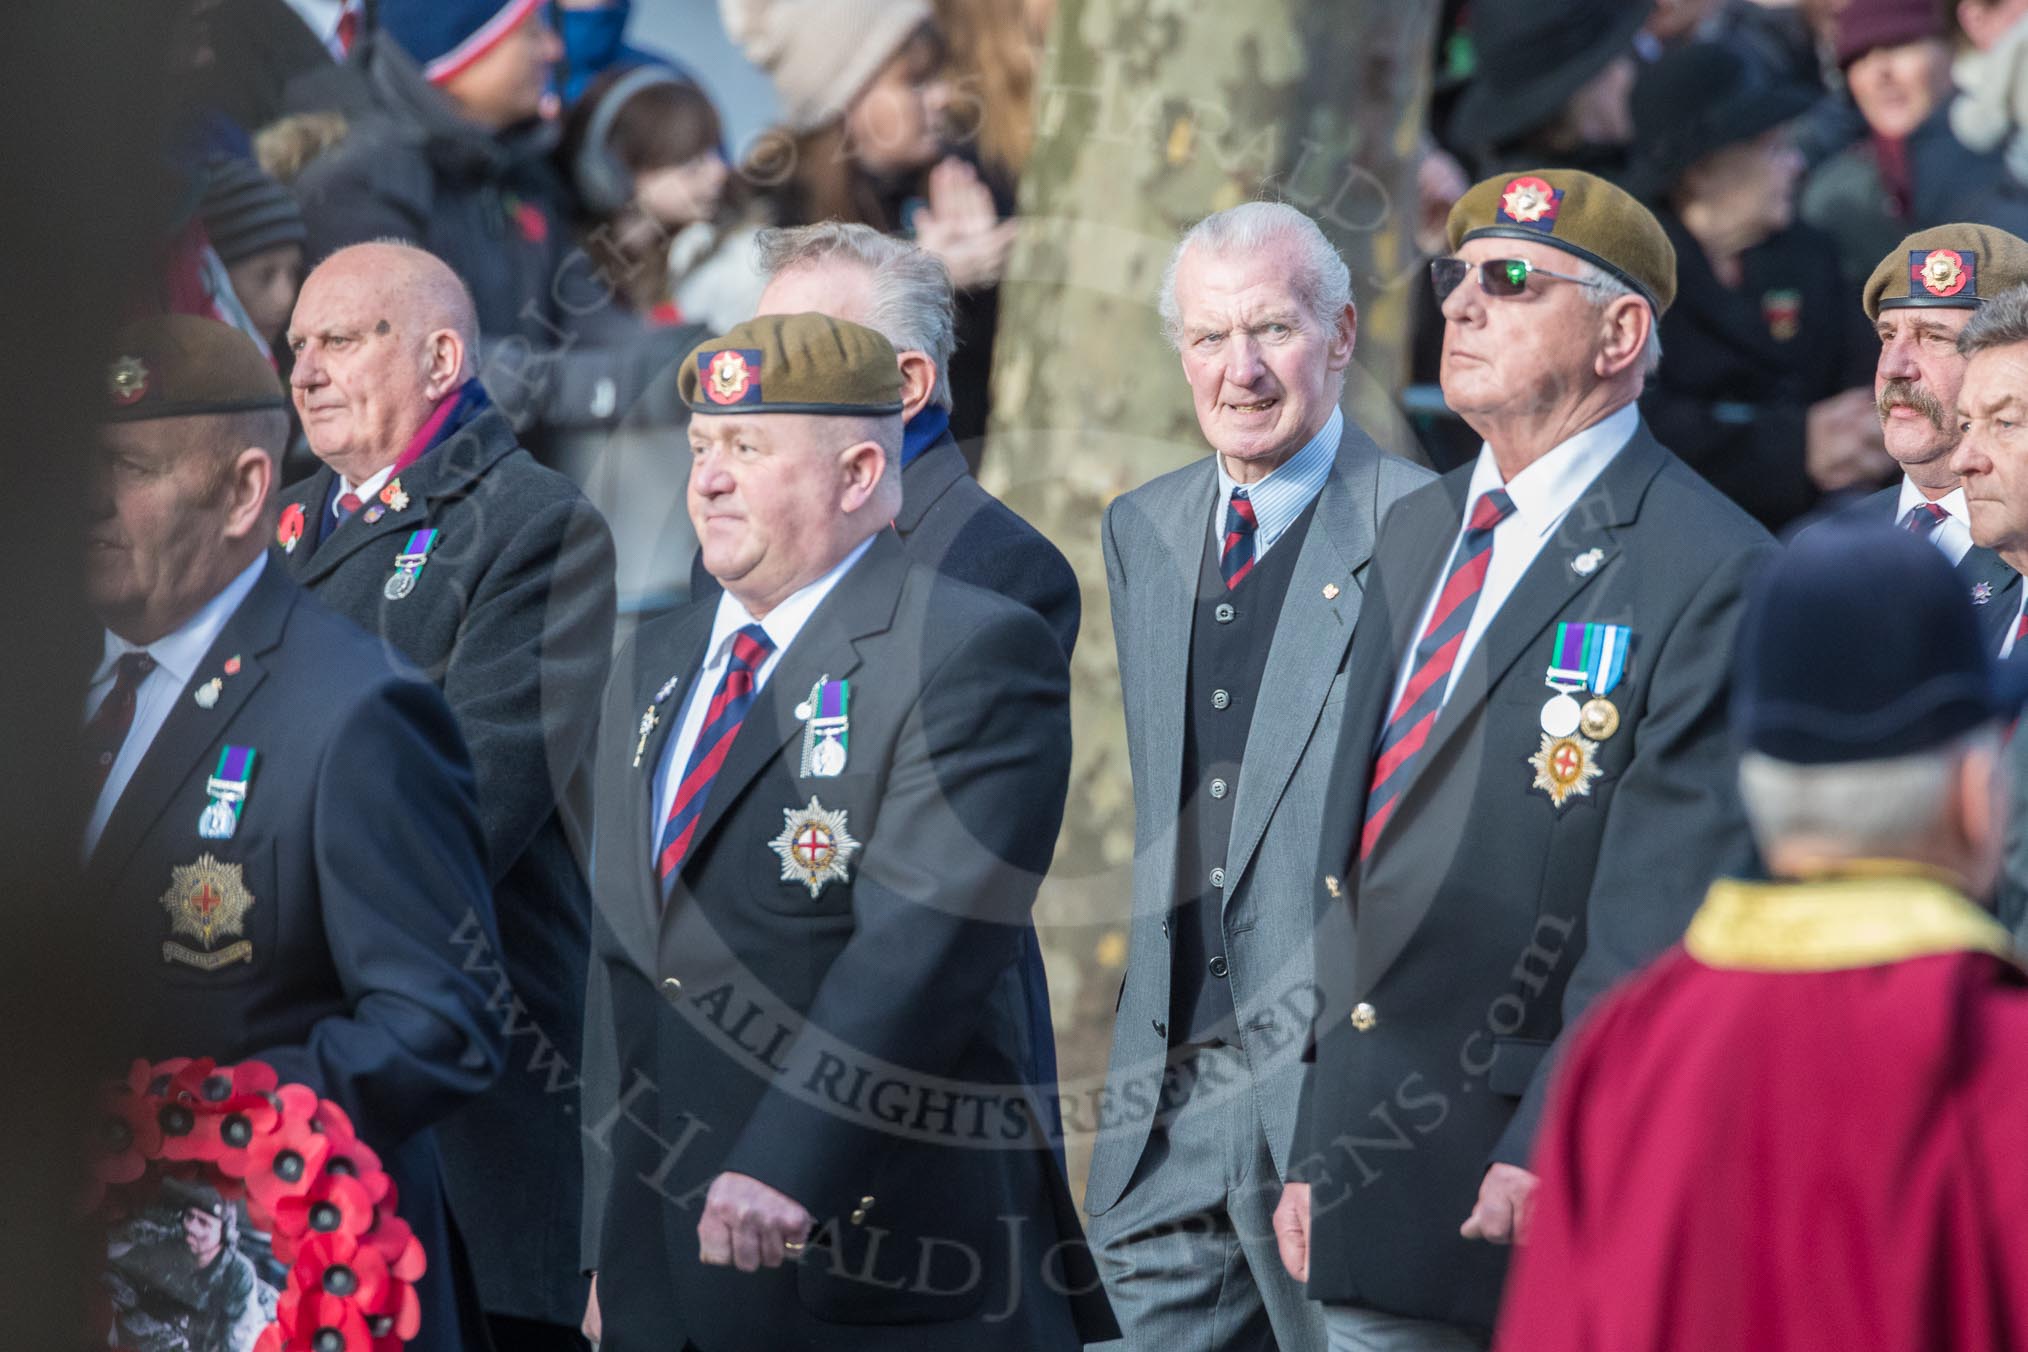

{"left": 378, "top": 0, "right": 541, "bottom": 84}
{"left": 1733, "top": 523, "right": 2028, "bottom": 764}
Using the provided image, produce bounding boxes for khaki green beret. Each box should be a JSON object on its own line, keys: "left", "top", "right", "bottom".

{"left": 681, "top": 312, "right": 903, "bottom": 417}
{"left": 1862, "top": 223, "right": 2028, "bottom": 321}
{"left": 1446, "top": 168, "right": 1677, "bottom": 314}
{"left": 103, "top": 315, "right": 286, "bottom": 423}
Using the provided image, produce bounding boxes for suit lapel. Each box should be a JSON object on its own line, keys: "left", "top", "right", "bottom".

{"left": 1957, "top": 546, "right": 2023, "bottom": 652}
{"left": 1223, "top": 443, "right": 1379, "bottom": 898}
{"left": 277, "top": 466, "right": 335, "bottom": 577}
{"left": 1131, "top": 465, "right": 1216, "bottom": 847}
{"left": 86, "top": 566, "right": 293, "bottom": 889}
{"left": 626, "top": 607, "right": 714, "bottom": 936}
{"left": 1371, "top": 428, "right": 1667, "bottom": 856}
{"left": 675, "top": 532, "right": 909, "bottom": 883}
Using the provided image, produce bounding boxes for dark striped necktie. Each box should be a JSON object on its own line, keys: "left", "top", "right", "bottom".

{"left": 656, "top": 624, "right": 774, "bottom": 887}
{"left": 1900, "top": 502, "right": 1948, "bottom": 537}
{"left": 84, "top": 651, "right": 156, "bottom": 793}
{"left": 1361, "top": 488, "right": 1517, "bottom": 860}
{"left": 1220, "top": 488, "right": 1258, "bottom": 589}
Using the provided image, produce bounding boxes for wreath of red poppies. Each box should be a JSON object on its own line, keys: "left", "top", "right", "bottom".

{"left": 93, "top": 1057, "right": 425, "bottom": 1352}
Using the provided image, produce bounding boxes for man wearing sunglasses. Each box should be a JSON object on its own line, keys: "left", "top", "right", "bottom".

{"left": 1280, "top": 169, "right": 1775, "bottom": 1349}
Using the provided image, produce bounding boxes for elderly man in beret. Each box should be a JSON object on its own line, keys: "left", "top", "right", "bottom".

{"left": 85, "top": 316, "right": 504, "bottom": 1352}
{"left": 577, "top": 313, "right": 1116, "bottom": 1352}
{"left": 279, "top": 240, "right": 615, "bottom": 1351}
{"left": 1277, "top": 169, "right": 1775, "bottom": 1348}
{"left": 1836, "top": 224, "right": 2028, "bottom": 652}
{"left": 1498, "top": 522, "right": 2028, "bottom": 1351}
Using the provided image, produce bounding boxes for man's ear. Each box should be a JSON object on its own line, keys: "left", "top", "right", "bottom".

{"left": 839, "top": 439, "right": 890, "bottom": 515}
{"left": 222, "top": 447, "right": 274, "bottom": 544}
{"left": 1327, "top": 302, "right": 1358, "bottom": 373}
{"left": 896, "top": 351, "right": 938, "bottom": 423}
{"left": 1595, "top": 296, "right": 1651, "bottom": 380}
{"left": 423, "top": 328, "right": 467, "bottom": 401}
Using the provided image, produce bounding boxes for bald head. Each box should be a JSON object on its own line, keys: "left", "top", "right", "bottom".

{"left": 288, "top": 241, "right": 478, "bottom": 480}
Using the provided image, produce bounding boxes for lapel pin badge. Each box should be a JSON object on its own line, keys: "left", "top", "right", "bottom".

{"left": 194, "top": 678, "right": 222, "bottom": 710}
{"left": 1322, "top": 582, "right": 1341, "bottom": 600}
{"left": 1570, "top": 548, "right": 1605, "bottom": 577}
{"left": 1973, "top": 581, "right": 1994, "bottom": 606}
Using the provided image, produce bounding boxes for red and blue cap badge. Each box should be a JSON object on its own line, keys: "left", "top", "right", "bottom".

{"left": 1911, "top": 248, "right": 1976, "bottom": 301}
{"left": 1496, "top": 176, "right": 1564, "bottom": 233}
{"left": 701, "top": 348, "right": 763, "bottom": 406}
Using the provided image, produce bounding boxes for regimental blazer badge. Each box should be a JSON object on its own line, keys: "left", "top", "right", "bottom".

{"left": 159, "top": 852, "right": 256, "bottom": 970}
{"left": 769, "top": 797, "right": 859, "bottom": 898}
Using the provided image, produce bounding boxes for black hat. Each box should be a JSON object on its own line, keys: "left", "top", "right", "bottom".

{"left": 197, "top": 155, "right": 306, "bottom": 266}
{"left": 1733, "top": 524, "right": 2028, "bottom": 765}
{"left": 1446, "top": 0, "right": 1655, "bottom": 153}
{"left": 1625, "top": 43, "right": 1816, "bottom": 202}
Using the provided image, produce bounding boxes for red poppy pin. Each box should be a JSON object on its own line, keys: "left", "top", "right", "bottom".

{"left": 278, "top": 502, "right": 306, "bottom": 554}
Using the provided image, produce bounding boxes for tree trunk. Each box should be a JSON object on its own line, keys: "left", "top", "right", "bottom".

{"left": 981, "top": 0, "right": 1443, "bottom": 1196}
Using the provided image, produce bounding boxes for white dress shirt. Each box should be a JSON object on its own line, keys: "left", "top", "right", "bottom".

{"left": 84, "top": 552, "right": 268, "bottom": 856}
{"left": 1388, "top": 403, "right": 1638, "bottom": 712}
{"left": 652, "top": 537, "right": 877, "bottom": 837}
{"left": 1211, "top": 407, "right": 1342, "bottom": 564}
{"left": 335, "top": 464, "right": 397, "bottom": 519}
{"left": 1895, "top": 477, "right": 1974, "bottom": 567}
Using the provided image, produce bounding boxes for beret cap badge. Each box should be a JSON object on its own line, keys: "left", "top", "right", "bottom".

{"left": 1498, "top": 176, "right": 1562, "bottom": 230}
{"left": 109, "top": 355, "right": 149, "bottom": 407}
{"left": 706, "top": 349, "right": 760, "bottom": 406}
{"left": 1914, "top": 248, "right": 1973, "bottom": 299}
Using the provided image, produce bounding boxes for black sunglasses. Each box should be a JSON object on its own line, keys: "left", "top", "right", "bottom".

{"left": 1431, "top": 256, "right": 1592, "bottom": 301}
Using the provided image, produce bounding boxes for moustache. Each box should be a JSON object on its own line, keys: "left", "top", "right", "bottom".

{"left": 1877, "top": 380, "right": 1947, "bottom": 429}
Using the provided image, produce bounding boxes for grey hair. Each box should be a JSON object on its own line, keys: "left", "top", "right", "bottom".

{"left": 1737, "top": 728, "right": 1998, "bottom": 857}
{"left": 1158, "top": 201, "right": 1355, "bottom": 349}
{"left": 1958, "top": 283, "right": 2028, "bottom": 358}
{"left": 1569, "top": 258, "right": 1663, "bottom": 379}
{"left": 755, "top": 223, "right": 956, "bottom": 411}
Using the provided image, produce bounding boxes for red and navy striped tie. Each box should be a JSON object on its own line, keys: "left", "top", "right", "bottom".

{"left": 1360, "top": 488, "right": 1516, "bottom": 860}
{"left": 1221, "top": 488, "right": 1258, "bottom": 588}
{"left": 656, "top": 624, "right": 775, "bottom": 886}
{"left": 1900, "top": 502, "right": 1948, "bottom": 537}
{"left": 2015, "top": 607, "right": 2028, "bottom": 649}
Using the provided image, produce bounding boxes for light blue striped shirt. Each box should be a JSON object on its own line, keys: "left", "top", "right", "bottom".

{"left": 1211, "top": 407, "right": 1342, "bottom": 562}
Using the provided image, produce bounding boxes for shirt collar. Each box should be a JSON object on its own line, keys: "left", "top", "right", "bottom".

{"left": 1214, "top": 407, "right": 1342, "bottom": 553}
{"left": 701, "top": 534, "right": 879, "bottom": 671}
{"left": 1467, "top": 402, "right": 1638, "bottom": 535}
{"left": 94, "top": 552, "right": 268, "bottom": 690}
{"left": 1896, "top": 477, "right": 1969, "bottom": 525}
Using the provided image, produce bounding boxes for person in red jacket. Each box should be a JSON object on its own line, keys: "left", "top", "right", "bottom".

{"left": 1497, "top": 520, "right": 2028, "bottom": 1352}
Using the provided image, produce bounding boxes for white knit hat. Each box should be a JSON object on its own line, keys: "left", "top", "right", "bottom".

{"left": 721, "top": 0, "right": 935, "bottom": 135}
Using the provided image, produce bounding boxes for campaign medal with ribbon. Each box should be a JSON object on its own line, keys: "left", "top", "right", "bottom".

{"left": 1531, "top": 623, "right": 1631, "bottom": 809}
{"left": 770, "top": 797, "right": 860, "bottom": 898}
{"left": 198, "top": 745, "right": 257, "bottom": 841}
{"left": 383, "top": 529, "right": 440, "bottom": 601}
{"left": 795, "top": 677, "right": 851, "bottom": 778}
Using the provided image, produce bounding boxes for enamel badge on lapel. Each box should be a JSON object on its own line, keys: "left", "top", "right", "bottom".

{"left": 770, "top": 797, "right": 859, "bottom": 897}
{"left": 1974, "top": 582, "right": 1994, "bottom": 606}
{"left": 1570, "top": 548, "right": 1605, "bottom": 577}
{"left": 633, "top": 675, "right": 682, "bottom": 768}
{"left": 380, "top": 478, "right": 410, "bottom": 513}
{"left": 159, "top": 852, "right": 256, "bottom": 970}
{"left": 383, "top": 528, "right": 440, "bottom": 601}
{"left": 194, "top": 678, "right": 222, "bottom": 710}
{"left": 198, "top": 744, "right": 257, "bottom": 840}
{"left": 795, "top": 676, "right": 851, "bottom": 778}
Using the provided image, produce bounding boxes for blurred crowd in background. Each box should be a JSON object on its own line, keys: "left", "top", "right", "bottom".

{"left": 152, "top": 0, "right": 2028, "bottom": 602}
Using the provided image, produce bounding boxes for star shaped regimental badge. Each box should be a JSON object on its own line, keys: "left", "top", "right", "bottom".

{"left": 769, "top": 797, "right": 860, "bottom": 898}
{"left": 1529, "top": 734, "right": 1602, "bottom": 809}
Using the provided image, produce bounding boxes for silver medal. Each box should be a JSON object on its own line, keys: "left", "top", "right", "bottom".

{"left": 811, "top": 737, "right": 847, "bottom": 778}
{"left": 1539, "top": 692, "right": 1582, "bottom": 738}
{"left": 199, "top": 798, "right": 238, "bottom": 840}
{"left": 384, "top": 570, "right": 417, "bottom": 601}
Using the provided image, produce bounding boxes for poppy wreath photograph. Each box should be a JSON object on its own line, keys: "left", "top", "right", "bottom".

{"left": 92, "top": 1058, "right": 424, "bottom": 1352}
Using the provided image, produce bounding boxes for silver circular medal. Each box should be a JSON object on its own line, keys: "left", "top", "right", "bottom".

{"left": 811, "top": 738, "right": 847, "bottom": 777}
{"left": 794, "top": 702, "right": 814, "bottom": 721}
{"left": 200, "top": 799, "right": 237, "bottom": 839}
{"left": 384, "top": 570, "right": 417, "bottom": 601}
{"left": 1539, "top": 692, "right": 1582, "bottom": 738}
